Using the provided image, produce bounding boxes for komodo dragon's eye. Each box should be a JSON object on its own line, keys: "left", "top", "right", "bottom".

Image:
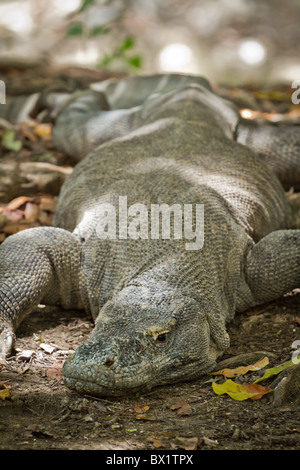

{"left": 148, "top": 328, "right": 172, "bottom": 345}
{"left": 156, "top": 333, "right": 168, "bottom": 343}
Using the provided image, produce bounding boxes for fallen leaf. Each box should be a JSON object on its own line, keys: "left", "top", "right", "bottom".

{"left": 1, "top": 129, "right": 22, "bottom": 151}
{"left": 17, "top": 349, "right": 35, "bottom": 361}
{"left": 254, "top": 356, "right": 300, "bottom": 383}
{"left": 34, "top": 123, "right": 52, "bottom": 140}
{"left": 170, "top": 399, "right": 192, "bottom": 415}
{"left": 6, "top": 196, "right": 34, "bottom": 211}
{"left": 212, "top": 356, "right": 269, "bottom": 378}
{"left": 152, "top": 439, "right": 164, "bottom": 448}
{"left": 40, "top": 343, "right": 56, "bottom": 354}
{"left": 170, "top": 436, "right": 199, "bottom": 450}
{"left": 47, "top": 364, "right": 63, "bottom": 382}
{"left": 19, "top": 127, "right": 38, "bottom": 142}
{"left": 0, "top": 385, "right": 11, "bottom": 400}
{"left": 136, "top": 414, "right": 156, "bottom": 421}
{"left": 39, "top": 196, "right": 57, "bottom": 212}
{"left": 134, "top": 405, "right": 150, "bottom": 413}
{"left": 212, "top": 379, "right": 272, "bottom": 401}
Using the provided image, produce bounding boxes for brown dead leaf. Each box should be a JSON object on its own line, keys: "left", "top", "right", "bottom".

{"left": 170, "top": 436, "right": 199, "bottom": 450}
{"left": 46, "top": 362, "right": 63, "bottom": 382}
{"left": 136, "top": 414, "right": 156, "bottom": 421}
{"left": 19, "top": 126, "right": 38, "bottom": 142}
{"left": 134, "top": 404, "right": 154, "bottom": 420}
{"left": 6, "top": 196, "right": 34, "bottom": 211}
{"left": 39, "top": 196, "right": 58, "bottom": 212}
{"left": 170, "top": 399, "right": 192, "bottom": 416}
{"left": 134, "top": 405, "right": 150, "bottom": 413}
{"left": 152, "top": 439, "right": 164, "bottom": 449}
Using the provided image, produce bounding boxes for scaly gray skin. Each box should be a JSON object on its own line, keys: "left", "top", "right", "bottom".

{"left": 0, "top": 74, "right": 299, "bottom": 397}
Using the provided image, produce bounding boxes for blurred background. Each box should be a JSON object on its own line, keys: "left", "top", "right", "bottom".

{"left": 0, "top": 0, "right": 299, "bottom": 85}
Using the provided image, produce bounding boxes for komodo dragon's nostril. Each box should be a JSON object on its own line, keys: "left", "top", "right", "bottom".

{"left": 104, "top": 358, "right": 116, "bottom": 367}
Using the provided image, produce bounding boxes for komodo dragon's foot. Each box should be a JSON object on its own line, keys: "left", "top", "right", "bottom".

{"left": 271, "top": 364, "right": 300, "bottom": 408}
{"left": 0, "top": 326, "right": 15, "bottom": 362}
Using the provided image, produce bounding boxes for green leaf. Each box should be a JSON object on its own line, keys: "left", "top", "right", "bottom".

{"left": 89, "top": 25, "right": 110, "bottom": 37}
{"left": 254, "top": 355, "right": 300, "bottom": 383}
{"left": 67, "top": 23, "right": 83, "bottom": 37}
{"left": 1, "top": 129, "right": 22, "bottom": 151}
{"left": 120, "top": 36, "right": 135, "bottom": 51}
{"left": 34, "top": 153, "right": 56, "bottom": 163}
{"left": 99, "top": 55, "right": 114, "bottom": 67}
{"left": 127, "top": 56, "right": 142, "bottom": 69}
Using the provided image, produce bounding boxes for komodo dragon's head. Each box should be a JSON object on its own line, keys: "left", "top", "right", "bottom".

{"left": 62, "top": 279, "right": 230, "bottom": 396}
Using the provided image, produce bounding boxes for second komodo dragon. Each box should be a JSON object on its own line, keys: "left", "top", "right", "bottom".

{"left": 0, "top": 74, "right": 299, "bottom": 397}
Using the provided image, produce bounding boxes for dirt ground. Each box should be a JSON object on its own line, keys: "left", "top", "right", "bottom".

{"left": 0, "top": 293, "right": 299, "bottom": 451}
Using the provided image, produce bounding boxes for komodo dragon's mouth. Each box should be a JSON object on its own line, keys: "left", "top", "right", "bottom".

{"left": 63, "top": 375, "right": 151, "bottom": 397}
{"left": 62, "top": 351, "right": 155, "bottom": 397}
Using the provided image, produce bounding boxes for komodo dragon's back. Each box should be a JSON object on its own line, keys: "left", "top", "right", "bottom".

{"left": 0, "top": 74, "right": 299, "bottom": 398}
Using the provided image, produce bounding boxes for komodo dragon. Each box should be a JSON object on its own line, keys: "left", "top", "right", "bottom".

{"left": 0, "top": 74, "right": 299, "bottom": 398}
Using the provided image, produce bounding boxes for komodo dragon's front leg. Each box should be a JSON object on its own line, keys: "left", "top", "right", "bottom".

{"left": 0, "top": 227, "right": 82, "bottom": 360}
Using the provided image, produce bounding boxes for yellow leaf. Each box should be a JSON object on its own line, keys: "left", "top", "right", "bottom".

{"left": 134, "top": 405, "right": 150, "bottom": 413}
{"left": 212, "top": 379, "right": 272, "bottom": 401}
{"left": 34, "top": 123, "right": 52, "bottom": 140}
{"left": 212, "top": 357, "right": 269, "bottom": 378}
{"left": 0, "top": 385, "right": 11, "bottom": 400}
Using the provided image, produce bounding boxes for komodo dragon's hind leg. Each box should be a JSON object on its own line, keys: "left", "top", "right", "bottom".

{"left": 50, "top": 74, "right": 216, "bottom": 161}
{"left": 245, "top": 229, "right": 300, "bottom": 305}
{"left": 245, "top": 228, "right": 300, "bottom": 407}
{"left": 237, "top": 118, "right": 300, "bottom": 190}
